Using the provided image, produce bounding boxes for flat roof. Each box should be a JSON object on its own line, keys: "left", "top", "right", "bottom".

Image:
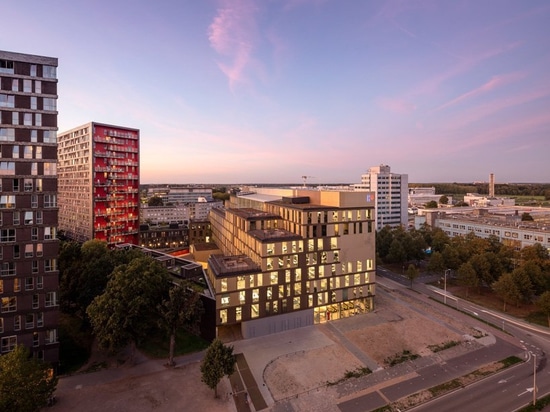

{"left": 209, "top": 254, "right": 260, "bottom": 277}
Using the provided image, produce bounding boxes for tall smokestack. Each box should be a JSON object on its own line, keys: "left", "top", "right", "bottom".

{"left": 489, "top": 173, "right": 495, "bottom": 198}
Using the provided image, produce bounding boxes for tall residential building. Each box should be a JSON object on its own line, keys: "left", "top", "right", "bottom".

{"left": 58, "top": 122, "right": 139, "bottom": 246}
{"left": 0, "top": 50, "right": 60, "bottom": 362}
{"left": 208, "top": 187, "right": 376, "bottom": 339}
{"left": 354, "top": 164, "right": 408, "bottom": 230}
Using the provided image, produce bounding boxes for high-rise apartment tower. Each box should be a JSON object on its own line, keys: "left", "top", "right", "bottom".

{"left": 0, "top": 50, "right": 60, "bottom": 363}
{"left": 57, "top": 122, "right": 139, "bottom": 246}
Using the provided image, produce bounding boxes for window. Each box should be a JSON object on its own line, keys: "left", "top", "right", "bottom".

{"left": 13, "top": 211, "right": 19, "bottom": 225}
{"left": 23, "top": 211, "right": 34, "bottom": 225}
{"left": 24, "top": 113, "right": 32, "bottom": 126}
{"left": 25, "top": 244, "right": 33, "bottom": 258}
{"left": 1, "top": 336, "right": 16, "bottom": 353}
{"left": 43, "top": 98, "right": 56, "bottom": 111}
{"left": 220, "top": 294, "right": 230, "bottom": 307}
{"left": 44, "top": 226, "right": 56, "bottom": 240}
{"left": 36, "top": 312, "right": 43, "bottom": 327}
{"left": 24, "top": 178, "right": 33, "bottom": 191}
{"left": 35, "top": 80, "right": 41, "bottom": 93}
{"left": 14, "top": 278, "right": 20, "bottom": 292}
{"left": 0, "top": 280, "right": 2, "bottom": 293}
{"left": 35, "top": 146, "right": 42, "bottom": 159}
{"left": 44, "top": 259, "right": 57, "bottom": 272}
{"left": 0, "top": 162, "right": 15, "bottom": 175}
{"left": 11, "top": 78, "right": 18, "bottom": 91}
{"left": 0, "top": 229, "right": 15, "bottom": 242}
{"left": 43, "top": 131, "right": 56, "bottom": 143}
{"left": 26, "top": 313, "right": 34, "bottom": 329}
{"left": 14, "top": 315, "right": 21, "bottom": 330}
{"left": 36, "top": 276, "right": 43, "bottom": 289}
{"left": 35, "top": 179, "right": 42, "bottom": 192}
{"left": 45, "top": 329, "right": 58, "bottom": 345}
{"left": 35, "top": 211, "right": 42, "bottom": 224}
{"left": 43, "top": 66, "right": 56, "bottom": 78}
{"left": 44, "top": 195, "right": 56, "bottom": 208}
{"left": 23, "top": 79, "right": 32, "bottom": 92}
{"left": 30, "top": 64, "right": 37, "bottom": 76}
{"left": 0, "top": 128, "right": 15, "bottom": 141}
{"left": 30, "top": 96, "right": 37, "bottom": 109}
{"left": 35, "top": 113, "right": 42, "bottom": 126}
{"left": 13, "top": 245, "right": 19, "bottom": 259}
{"left": 32, "top": 294, "right": 39, "bottom": 309}
{"left": 1, "top": 262, "right": 15, "bottom": 276}
{"left": 31, "top": 195, "right": 38, "bottom": 208}
{"left": 33, "top": 332, "right": 39, "bottom": 347}
{"left": 1, "top": 296, "right": 16, "bottom": 312}
{"left": 0, "top": 317, "right": 3, "bottom": 333}
{"left": 31, "top": 130, "right": 37, "bottom": 142}
{"left": 31, "top": 162, "right": 37, "bottom": 175}
{"left": 36, "top": 243, "right": 43, "bottom": 257}
{"left": 44, "top": 162, "right": 56, "bottom": 175}
{"left": 45, "top": 292, "right": 57, "bottom": 307}
{"left": 12, "top": 111, "right": 18, "bottom": 125}
{"left": 32, "top": 261, "right": 38, "bottom": 274}
{"left": 0, "top": 94, "right": 14, "bottom": 108}
{"left": 25, "top": 277, "right": 34, "bottom": 291}
{"left": 24, "top": 146, "right": 33, "bottom": 158}
{"left": 31, "top": 227, "right": 38, "bottom": 241}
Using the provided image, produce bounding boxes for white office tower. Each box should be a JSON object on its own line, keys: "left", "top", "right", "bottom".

{"left": 354, "top": 165, "right": 408, "bottom": 230}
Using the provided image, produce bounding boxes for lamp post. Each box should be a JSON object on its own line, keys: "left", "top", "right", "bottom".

{"left": 533, "top": 353, "right": 537, "bottom": 406}
{"left": 444, "top": 269, "right": 451, "bottom": 305}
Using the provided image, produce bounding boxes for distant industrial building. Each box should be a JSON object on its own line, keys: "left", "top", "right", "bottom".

{"left": 57, "top": 122, "right": 140, "bottom": 246}
{"left": 208, "top": 187, "right": 376, "bottom": 339}
{"left": 0, "top": 50, "right": 60, "bottom": 363}
{"left": 408, "top": 186, "right": 453, "bottom": 207}
{"left": 353, "top": 164, "right": 408, "bottom": 230}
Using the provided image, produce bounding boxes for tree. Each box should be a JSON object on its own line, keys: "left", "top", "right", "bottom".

{"left": 200, "top": 339, "right": 236, "bottom": 398}
{"left": 439, "top": 195, "right": 449, "bottom": 205}
{"left": 386, "top": 238, "right": 407, "bottom": 264}
{"left": 521, "top": 212, "right": 534, "bottom": 221}
{"left": 87, "top": 256, "right": 171, "bottom": 360}
{"left": 492, "top": 273, "right": 520, "bottom": 311}
{"left": 536, "top": 291, "right": 550, "bottom": 327}
{"left": 457, "top": 262, "right": 478, "bottom": 298}
{"left": 148, "top": 196, "right": 164, "bottom": 206}
{"left": 427, "top": 251, "right": 445, "bottom": 274}
{"left": 158, "top": 281, "right": 203, "bottom": 367}
{"left": 405, "top": 264, "right": 420, "bottom": 288}
{"left": 425, "top": 200, "right": 438, "bottom": 208}
{"left": 0, "top": 345, "right": 58, "bottom": 412}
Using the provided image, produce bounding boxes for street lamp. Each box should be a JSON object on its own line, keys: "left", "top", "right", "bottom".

{"left": 533, "top": 353, "right": 537, "bottom": 406}
{"left": 444, "top": 269, "right": 451, "bottom": 304}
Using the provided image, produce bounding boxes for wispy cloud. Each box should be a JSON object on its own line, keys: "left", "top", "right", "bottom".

{"left": 208, "top": 0, "right": 259, "bottom": 90}
{"left": 377, "top": 97, "right": 416, "bottom": 114}
{"left": 434, "top": 72, "right": 525, "bottom": 112}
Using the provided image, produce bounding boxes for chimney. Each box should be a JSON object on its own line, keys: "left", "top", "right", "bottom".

{"left": 489, "top": 173, "right": 495, "bottom": 198}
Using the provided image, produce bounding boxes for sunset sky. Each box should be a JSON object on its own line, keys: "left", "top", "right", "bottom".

{"left": 2, "top": 0, "right": 549, "bottom": 184}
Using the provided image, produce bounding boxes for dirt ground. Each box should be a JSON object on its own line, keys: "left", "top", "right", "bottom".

{"left": 264, "top": 290, "right": 478, "bottom": 401}
{"left": 52, "top": 286, "right": 481, "bottom": 412}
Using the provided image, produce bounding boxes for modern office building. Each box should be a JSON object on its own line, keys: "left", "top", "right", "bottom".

{"left": 208, "top": 187, "right": 376, "bottom": 339}
{"left": 57, "top": 122, "right": 139, "bottom": 246}
{"left": 353, "top": 164, "right": 408, "bottom": 230}
{"left": 0, "top": 50, "right": 60, "bottom": 362}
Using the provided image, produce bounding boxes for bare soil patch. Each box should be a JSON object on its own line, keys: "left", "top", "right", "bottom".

{"left": 263, "top": 289, "right": 477, "bottom": 401}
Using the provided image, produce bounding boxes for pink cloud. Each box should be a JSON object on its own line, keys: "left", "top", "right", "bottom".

{"left": 208, "top": 0, "right": 259, "bottom": 89}
{"left": 377, "top": 97, "right": 416, "bottom": 114}
{"left": 434, "top": 72, "right": 525, "bottom": 112}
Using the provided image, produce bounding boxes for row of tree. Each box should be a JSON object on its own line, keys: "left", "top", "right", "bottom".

{"left": 377, "top": 225, "right": 550, "bottom": 316}
{"left": 411, "top": 183, "right": 550, "bottom": 198}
